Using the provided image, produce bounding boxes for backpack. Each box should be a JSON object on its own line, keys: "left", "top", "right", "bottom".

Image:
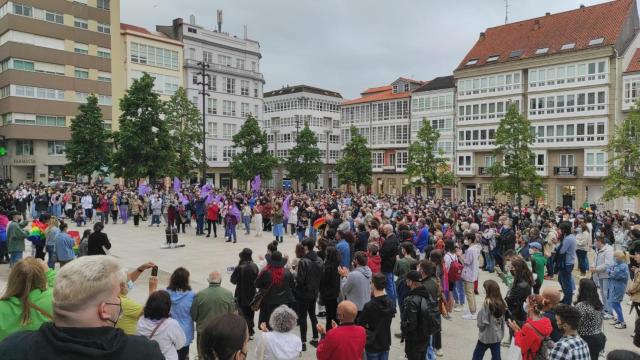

{"left": 526, "top": 323, "right": 554, "bottom": 360}
{"left": 447, "top": 254, "right": 464, "bottom": 282}
{"left": 419, "top": 294, "right": 441, "bottom": 336}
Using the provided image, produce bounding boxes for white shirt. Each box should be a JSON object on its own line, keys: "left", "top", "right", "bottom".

{"left": 81, "top": 195, "right": 93, "bottom": 209}
{"left": 137, "top": 317, "right": 186, "bottom": 360}
{"left": 256, "top": 331, "right": 302, "bottom": 360}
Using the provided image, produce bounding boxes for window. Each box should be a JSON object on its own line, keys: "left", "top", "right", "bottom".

{"left": 371, "top": 152, "right": 384, "bottom": 168}
{"left": 130, "top": 42, "right": 179, "bottom": 70}
{"left": 224, "top": 77, "right": 235, "bottom": 94}
{"left": 188, "top": 27, "right": 197, "bottom": 34}
{"left": 240, "top": 80, "right": 249, "bottom": 96}
{"left": 207, "top": 75, "right": 216, "bottom": 91}
{"left": 44, "top": 10, "right": 64, "bottom": 24}
{"left": 222, "top": 101, "right": 236, "bottom": 116}
{"left": 97, "top": 0, "right": 110, "bottom": 10}
{"left": 535, "top": 47, "right": 548, "bottom": 55}
{"left": 97, "top": 72, "right": 111, "bottom": 82}
{"left": 207, "top": 122, "right": 217, "bottom": 137}
{"left": 223, "top": 124, "right": 237, "bottom": 139}
{"left": 206, "top": 145, "right": 217, "bottom": 161}
{"left": 466, "top": 58, "right": 478, "bottom": 66}
{"left": 254, "top": 82, "right": 259, "bottom": 97}
{"left": 74, "top": 43, "right": 89, "bottom": 54}
{"left": 97, "top": 22, "right": 110, "bottom": 34}
{"left": 207, "top": 98, "right": 217, "bottom": 115}
{"left": 561, "top": 42, "right": 575, "bottom": 50}
{"left": 218, "top": 55, "right": 232, "bottom": 66}
{"left": 241, "top": 103, "right": 250, "bottom": 117}
{"left": 487, "top": 55, "right": 499, "bottom": 62}
{"left": 97, "top": 47, "right": 110, "bottom": 58}
{"left": 15, "top": 85, "right": 64, "bottom": 100}
{"left": 74, "top": 18, "right": 88, "bottom": 29}
{"left": 585, "top": 151, "right": 606, "bottom": 174}
{"left": 222, "top": 146, "right": 236, "bottom": 162}
{"left": 13, "top": 4, "right": 32, "bottom": 17}
{"left": 560, "top": 154, "right": 575, "bottom": 167}
{"left": 16, "top": 140, "right": 33, "bottom": 155}
{"left": 74, "top": 68, "right": 89, "bottom": 79}
{"left": 236, "top": 59, "right": 245, "bottom": 69}
{"left": 47, "top": 141, "right": 65, "bottom": 155}
{"left": 457, "top": 155, "right": 472, "bottom": 172}
{"left": 509, "top": 50, "right": 523, "bottom": 58}
{"left": 12, "top": 59, "right": 34, "bottom": 71}
{"left": 588, "top": 37, "right": 604, "bottom": 46}
{"left": 202, "top": 51, "right": 213, "bottom": 64}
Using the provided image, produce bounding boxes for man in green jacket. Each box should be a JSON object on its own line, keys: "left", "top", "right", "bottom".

{"left": 529, "top": 242, "right": 547, "bottom": 294}
{"left": 190, "top": 271, "right": 235, "bottom": 344}
{"left": 7, "top": 211, "right": 29, "bottom": 267}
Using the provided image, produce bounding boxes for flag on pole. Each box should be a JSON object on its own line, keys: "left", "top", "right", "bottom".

{"left": 173, "top": 177, "right": 181, "bottom": 193}
{"left": 138, "top": 183, "right": 150, "bottom": 196}
{"left": 251, "top": 175, "right": 261, "bottom": 193}
{"left": 200, "top": 183, "right": 212, "bottom": 199}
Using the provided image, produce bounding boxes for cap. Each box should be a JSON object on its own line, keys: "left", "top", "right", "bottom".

{"left": 406, "top": 270, "right": 422, "bottom": 282}
{"left": 529, "top": 242, "right": 542, "bottom": 250}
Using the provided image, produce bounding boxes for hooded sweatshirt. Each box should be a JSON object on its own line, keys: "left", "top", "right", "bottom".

{"left": 166, "top": 289, "right": 196, "bottom": 345}
{"left": 256, "top": 331, "right": 302, "bottom": 360}
{"left": 358, "top": 294, "right": 395, "bottom": 353}
{"left": 514, "top": 317, "right": 553, "bottom": 360}
{"left": 340, "top": 266, "right": 372, "bottom": 311}
{"left": 137, "top": 317, "right": 186, "bottom": 360}
{"left": 0, "top": 322, "right": 164, "bottom": 360}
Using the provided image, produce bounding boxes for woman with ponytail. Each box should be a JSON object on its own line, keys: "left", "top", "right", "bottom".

{"left": 254, "top": 250, "right": 296, "bottom": 326}
{"left": 507, "top": 294, "right": 554, "bottom": 360}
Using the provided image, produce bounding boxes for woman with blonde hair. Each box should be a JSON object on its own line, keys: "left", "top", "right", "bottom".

{"left": 0, "top": 257, "right": 55, "bottom": 341}
{"left": 44, "top": 217, "right": 60, "bottom": 269}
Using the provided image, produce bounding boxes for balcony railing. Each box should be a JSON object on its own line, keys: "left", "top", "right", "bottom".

{"left": 478, "top": 167, "right": 491, "bottom": 176}
{"left": 553, "top": 166, "right": 578, "bottom": 176}
{"left": 185, "top": 59, "right": 264, "bottom": 82}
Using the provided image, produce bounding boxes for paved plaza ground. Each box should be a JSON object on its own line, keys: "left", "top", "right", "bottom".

{"left": 0, "top": 219, "right": 638, "bottom": 359}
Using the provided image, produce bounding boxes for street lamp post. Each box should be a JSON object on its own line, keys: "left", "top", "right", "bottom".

{"left": 196, "top": 61, "right": 210, "bottom": 185}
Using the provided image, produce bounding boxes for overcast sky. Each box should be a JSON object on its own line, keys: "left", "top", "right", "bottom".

{"left": 123, "top": 0, "right": 610, "bottom": 99}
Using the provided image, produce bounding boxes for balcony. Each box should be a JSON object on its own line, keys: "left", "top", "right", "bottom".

{"left": 553, "top": 166, "right": 578, "bottom": 176}
{"left": 478, "top": 167, "right": 491, "bottom": 176}
{"left": 185, "top": 59, "right": 264, "bottom": 82}
{"left": 382, "top": 165, "right": 396, "bottom": 173}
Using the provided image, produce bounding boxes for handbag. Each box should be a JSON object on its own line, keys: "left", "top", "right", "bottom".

{"left": 250, "top": 285, "right": 272, "bottom": 312}
{"left": 508, "top": 337, "right": 523, "bottom": 360}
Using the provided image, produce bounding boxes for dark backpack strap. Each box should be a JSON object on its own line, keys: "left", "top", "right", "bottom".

{"left": 148, "top": 318, "right": 167, "bottom": 339}
{"left": 525, "top": 323, "right": 544, "bottom": 339}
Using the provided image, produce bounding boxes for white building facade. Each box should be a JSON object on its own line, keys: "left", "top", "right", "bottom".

{"left": 263, "top": 85, "right": 342, "bottom": 189}
{"left": 158, "top": 16, "right": 264, "bottom": 188}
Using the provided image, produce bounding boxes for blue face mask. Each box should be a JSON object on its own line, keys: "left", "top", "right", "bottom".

{"left": 127, "top": 280, "right": 134, "bottom": 291}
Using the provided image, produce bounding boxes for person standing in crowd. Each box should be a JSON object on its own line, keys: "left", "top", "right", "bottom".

{"left": 297, "top": 212, "right": 309, "bottom": 243}
{"left": 472, "top": 279, "right": 506, "bottom": 360}
{"left": 336, "top": 230, "right": 351, "bottom": 269}
{"left": 7, "top": 211, "right": 29, "bottom": 267}
{"left": 529, "top": 242, "right": 547, "bottom": 294}
{"left": 44, "top": 217, "right": 60, "bottom": 269}
{"left": 0, "top": 257, "right": 55, "bottom": 341}
{"left": 401, "top": 270, "right": 433, "bottom": 360}
{"left": 557, "top": 221, "right": 577, "bottom": 305}
{"left": 80, "top": 192, "right": 93, "bottom": 222}
{"left": 115, "top": 262, "right": 157, "bottom": 335}
{"left": 255, "top": 251, "right": 296, "bottom": 326}
{"left": 380, "top": 223, "right": 400, "bottom": 306}
{"left": 295, "top": 239, "right": 323, "bottom": 350}
{"left": 118, "top": 193, "right": 129, "bottom": 225}
{"left": 137, "top": 290, "right": 186, "bottom": 360}
{"left": 576, "top": 223, "right": 591, "bottom": 278}
{"left": 198, "top": 313, "right": 249, "bottom": 360}
{"left": 591, "top": 235, "right": 614, "bottom": 319}
{"left": 339, "top": 251, "right": 372, "bottom": 315}
{"left": 87, "top": 222, "right": 110, "bottom": 255}
{"left": 288, "top": 203, "right": 297, "bottom": 238}
{"left": 461, "top": 231, "right": 482, "bottom": 320}
{"left": 395, "top": 242, "right": 417, "bottom": 316}
{"left": 0, "top": 255, "right": 165, "bottom": 359}
{"left": 358, "top": 272, "right": 394, "bottom": 360}
{"left": 444, "top": 240, "right": 465, "bottom": 312}
{"left": 98, "top": 194, "right": 109, "bottom": 224}
{"left": 150, "top": 194, "right": 162, "bottom": 227}
{"left": 224, "top": 205, "right": 238, "bottom": 243}
{"left": 507, "top": 294, "right": 554, "bottom": 360}
{"left": 231, "top": 248, "right": 259, "bottom": 338}
{"left": 241, "top": 203, "right": 252, "bottom": 235}
{"left": 190, "top": 271, "right": 235, "bottom": 345}
{"left": 54, "top": 222, "right": 75, "bottom": 267}
{"left": 256, "top": 305, "right": 302, "bottom": 360}
{"left": 548, "top": 304, "right": 591, "bottom": 360}
{"left": 316, "top": 300, "right": 366, "bottom": 360}
{"left": 609, "top": 250, "right": 630, "bottom": 329}
{"left": 419, "top": 259, "right": 443, "bottom": 358}
{"left": 319, "top": 246, "right": 341, "bottom": 330}
{"left": 505, "top": 258, "right": 534, "bottom": 331}
{"left": 109, "top": 193, "right": 119, "bottom": 224}
{"left": 166, "top": 267, "right": 196, "bottom": 360}
{"left": 541, "top": 287, "right": 563, "bottom": 342}
{"left": 194, "top": 197, "right": 206, "bottom": 236}
{"left": 131, "top": 196, "right": 143, "bottom": 227}
{"left": 272, "top": 203, "right": 284, "bottom": 243}
{"left": 575, "top": 278, "right": 606, "bottom": 360}
{"left": 253, "top": 200, "right": 264, "bottom": 237}
{"left": 206, "top": 201, "right": 219, "bottom": 238}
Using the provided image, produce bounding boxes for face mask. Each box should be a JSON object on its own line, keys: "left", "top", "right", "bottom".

{"left": 463, "top": 240, "right": 469, "bottom": 246}
{"left": 127, "top": 280, "right": 134, "bottom": 291}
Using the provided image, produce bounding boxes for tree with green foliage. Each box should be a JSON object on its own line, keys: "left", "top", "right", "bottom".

{"left": 406, "top": 119, "right": 454, "bottom": 196}
{"left": 603, "top": 99, "right": 640, "bottom": 201}
{"left": 336, "top": 125, "right": 372, "bottom": 190}
{"left": 285, "top": 124, "right": 323, "bottom": 190}
{"left": 230, "top": 115, "right": 277, "bottom": 184}
{"left": 165, "top": 87, "right": 203, "bottom": 180}
{"left": 65, "top": 94, "right": 111, "bottom": 184}
{"left": 111, "top": 73, "right": 175, "bottom": 182}
{"left": 488, "top": 103, "right": 542, "bottom": 207}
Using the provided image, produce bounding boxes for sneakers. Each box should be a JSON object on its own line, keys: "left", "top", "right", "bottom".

{"left": 453, "top": 304, "right": 463, "bottom": 312}
{"left": 603, "top": 313, "right": 614, "bottom": 320}
{"left": 615, "top": 322, "right": 627, "bottom": 329}
{"left": 301, "top": 343, "right": 307, "bottom": 352}
{"left": 309, "top": 339, "right": 319, "bottom": 348}
{"left": 436, "top": 349, "right": 444, "bottom": 357}
{"left": 610, "top": 320, "right": 621, "bottom": 326}
{"left": 462, "top": 313, "right": 477, "bottom": 320}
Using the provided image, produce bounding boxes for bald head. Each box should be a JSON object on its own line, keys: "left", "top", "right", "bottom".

{"left": 337, "top": 300, "right": 358, "bottom": 323}
{"left": 541, "top": 286, "right": 561, "bottom": 307}
{"left": 382, "top": 224, "right": 393, "bottom": 236}
{"left": 207, "top": 271, "right": 221, "bottom": 284}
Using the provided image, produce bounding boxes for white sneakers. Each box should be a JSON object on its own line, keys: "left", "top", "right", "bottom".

{"left": 453, "top": 304, "right": 463, "bottom": 312}
{"left": 462, "top": 313, "right": 477, "bottom": 320}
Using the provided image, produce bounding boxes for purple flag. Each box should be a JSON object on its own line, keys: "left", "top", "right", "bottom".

{"left": 282, "top": 194, "right": 291, "bottom": 220}
{"left": 214, "top": 194, "right": 222, "bottom": 203}
{"left": 230, "top": 204, "right": 241, "bottom": 223}
{"left": 251, "top": 175, "right": 261, "bottom": 193}
{"left": 205, "top": 192, "right": 215, "bottom": 204}
{"left": 138, "top": 183, "right": 150, "bottom": 196}
{"left": 178, "top": 192, "right": 189, "bottom": 205}
{"left": 173, "top": 177, "right": 181, "bottom": 193}
{"left": 200, "top": 183, "right": 212, "bottom": 199}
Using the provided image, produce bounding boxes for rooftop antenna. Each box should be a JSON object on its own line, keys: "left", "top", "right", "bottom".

{"left": 217, "top": 9, "right": 223, "bottom": 32}
{"left": 504, "top": 0, "right": 509, "bottom": 24}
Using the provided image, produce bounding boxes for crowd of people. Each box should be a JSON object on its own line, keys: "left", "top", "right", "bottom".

{"left": 1, "top": 181, "right": 640, "bottom": 359}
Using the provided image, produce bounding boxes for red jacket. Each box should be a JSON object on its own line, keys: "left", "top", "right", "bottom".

{"left": 515, "top": 317, "right": 553, "bottom": 360}
{"left": 207, "top": 204, "right": 219, "bottom": 221}
{"left": 367, "top": 254, "right": 381, "bottom": 274}
{"left": 317, "top": 324, "right": 365, "bottom": 360}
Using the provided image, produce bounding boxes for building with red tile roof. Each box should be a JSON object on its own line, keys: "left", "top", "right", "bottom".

{"left": 454, "top": 0, "right": 640, "bottom": 210}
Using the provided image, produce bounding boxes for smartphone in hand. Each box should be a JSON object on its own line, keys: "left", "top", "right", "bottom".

{"left": 151, "top": 266, "right": 158, "bottom": 277}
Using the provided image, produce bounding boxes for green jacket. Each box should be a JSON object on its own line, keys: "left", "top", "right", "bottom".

{"left": 7, "top": 221, "right": 29, "bottom": 253}
{"left": 530, "top": 252, "right": 547, "bottom": 286}
{"left": 190, "top": 283, "right": 235, "bottom": 334}
{"left": 0, "top": 269, "right": 56, "bottom": 341}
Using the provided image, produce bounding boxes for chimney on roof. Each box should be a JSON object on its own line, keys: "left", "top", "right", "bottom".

{"left": 217, "top": 10, "right": 223, "bottom": 32}
{"left": 189, "top": 14, "right": 195, "bottom": 25}
{"left": 580, "top": 4, "right": 585, "bottom": 8}
{"left": 479, "top": 32, "right": 485, "bottom": 39}
{"left": 545, "top": 12, "right": 550, "bottom": 16}
{"left": 533, "top": 19, "right": 540, "bottom": 30}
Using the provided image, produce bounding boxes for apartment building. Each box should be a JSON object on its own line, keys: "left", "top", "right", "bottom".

{"left": 454, "top": 0, "right": 640, "bottom": 209}
{"left": 0, "top": 0, "right": 120, "bottom": 184}
{"left": 620, "top": 48, "right": 640, "bottom": 210}
{"left": 114, "top": 23, "right": 183, "bottom": 122}
{"left": 410, "top": 76, "right": 455, "bottom": 198}
{"left": 263, "top": 85, "right": 342, "bottom": 189}
{"left": 158, "top": 15, "right": 264, "bottom": 188}
{"left": 341, "top": 77, "right": 422, "bottom": 194}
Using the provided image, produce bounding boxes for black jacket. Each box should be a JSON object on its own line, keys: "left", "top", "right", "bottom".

{"left": 355, "top": 231, "right": 369, "bottom": 253}
{"left": 380, "top": 233, "right": 400, "bottom": 273}
{"left": 505, "top": 279, "right": 532, "bottom": 322}
{"left": 358, "top": 295, "right": 395, "bottom": 353}
{"left": 401, "top": 285, "right": 435, "bottom": 343}
{"left": 0, "top": 323, "right": 164, "bottom": 360}
{"left": 498, "top": 227, "right": 516, "bottom": 254}
{"left": 255, "top": 268, "right": 296, "bottom": 305}
{"left": 295, "top": 251, "right": 324, "bottom": 301}
{"left": 87, "top": 232, "right": 111, "bottom": 255}
{"left": 319, "top": 262, "right": 341, "bottom": 301}
{"left": 230, "top": 260, "right": 259, "bottom": 306}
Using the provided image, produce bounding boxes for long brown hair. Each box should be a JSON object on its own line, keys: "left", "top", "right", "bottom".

{"left": 483, "top": 279, "right": 506, "bottom": 318}
{"left": 511, "top": 258, "right": 534, "bottom": 286}
{"left": 1, "top": 257, "right": 48, "bottom": 325}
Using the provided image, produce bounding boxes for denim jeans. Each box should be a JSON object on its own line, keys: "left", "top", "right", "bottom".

{"left": 471, "top": 341, "right": 501, "bottom": 360}
{"left": 576, "top": 250, "right": 589, "bottom": 273}
{"left": 9, "top": 251, "right": 22, "bottom": 267}
{"left": 151, "top": 215, "right": 160, "bottom": 225}
{"left": 227, "top": 224, "right": 237, "bottom": 241}
{"left": 452, "top": 280, "right": 465, "bottom": 305}
{"left": 384, "top": 272, "right": 397, "bottom": 306}
{"left": 297, "top": 230, "right": 305, "bottom": 242}
{"left": 46, "top": 245, "right": 56, "bottom": 269}
{"left": 196, "top": 214, "right": 205, "bottom": 234}
{"left": 484, "top": 250, "right": 495, "bottom": 272}
{"left": 610, "top": 301, "right": 624, "bottom": 323}
{"left": 598, "top": 278, "right": 612, "bottom": 314}
{"left": 366, "top": 351, "right": 389, "bottom": 360}
{"left": 308, "top": 227, "right": 317, "bottom": 241}
{"left": 242, "top": 216, "right": 251, "bottom": 234}
{"left": 558, "top": 264, "right": 575, "bottom": 304}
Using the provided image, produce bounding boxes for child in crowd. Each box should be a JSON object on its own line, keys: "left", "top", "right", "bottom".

{"left": 472, "top": 279, "right": 506, "bottom": 360}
